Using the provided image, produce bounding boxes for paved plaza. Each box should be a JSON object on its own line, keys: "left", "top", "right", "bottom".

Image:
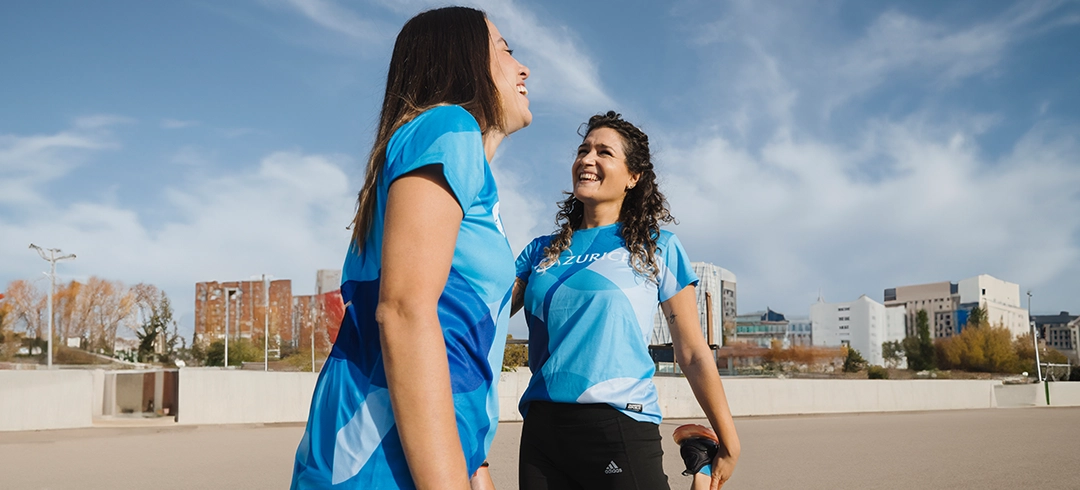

{"left": 1, "top": 407, "right": 1077, "bottom": 489}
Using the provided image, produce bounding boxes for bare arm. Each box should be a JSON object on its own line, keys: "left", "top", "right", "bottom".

{"left": 510, "top": 278, "right": 526, "bottom": 317}
{"left": 378, "top": 165, "right": 471, "bottom": 490}
{"left": 662, "top": 285, "right": 741, "bottom": 490}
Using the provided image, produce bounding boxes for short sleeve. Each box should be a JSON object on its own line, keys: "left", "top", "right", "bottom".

{"left": 515, "top": 237, "right": 548, "bottom": 281}
{"left": 384, "top": 105, "right": 486, "bottom": 211}
{"left": 657, "top": 232, "right": 699, "bottom": 302}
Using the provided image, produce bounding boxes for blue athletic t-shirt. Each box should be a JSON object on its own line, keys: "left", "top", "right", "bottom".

{"left": 515, "top": 224, "right": 698, "bottom": 424}
{"left": 292, "top": 105, "right": 515, "bottom": 489}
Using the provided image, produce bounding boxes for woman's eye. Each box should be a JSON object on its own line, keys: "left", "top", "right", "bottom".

{"left": 506, "top": 48, "right": 514, "bottom": 55}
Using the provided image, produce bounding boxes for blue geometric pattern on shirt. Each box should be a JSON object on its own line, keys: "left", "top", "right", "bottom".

{"left": 291, "top": 105, "right": 514, "bottom": 489}
{"left": 515, "top": 224, "right": 698, "bottom": 424}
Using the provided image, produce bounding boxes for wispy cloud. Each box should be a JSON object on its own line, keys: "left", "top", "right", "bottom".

{"left": 0, "top": 146, "right": 357, "bottom": 337}
{"left": 170, "top": 145, "right": 216, "bottom": 167}
{"left": 291, "top": 0, "right": 616, "bottom": 113}
{"left": 278, "top": 0, "right": 393, "bottom": 43}
{"left": 219, "top": 127, "right": 262, "bottom": 139}
{"left": 661, "top": 113, "right": 1080, "bottom": 311}
{"left": 691, "top": 1, "right": 1076, "bottom": 129}
{"left": 0, "top": 127, "right": 117, "bottom": 207}
{"left": 161, "top": 119, "right": 199, "bottom": 129}
{"left": 73, "top": 114, "right": 136, "bottom": 130}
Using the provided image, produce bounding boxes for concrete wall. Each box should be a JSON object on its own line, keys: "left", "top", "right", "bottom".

{"left": 6, "top": 369, "right": 1080, "bottom": 431}
{"left": 660, "top": 378, "right": 1000, "bottom": 418}
{"left": 0, "top": 370, "right": 93, "bottom": 432}
{"left": 499, "top": 370, "right": 532, "bottom": 422}
{"left": 498, "top": 372, "right": 1009, "bottom": 420}
{"left": 176, "top": 368, "right": 318, "bottom": 425}
{"left": 995, "top": 383, "right": 1080, "bottom": 408}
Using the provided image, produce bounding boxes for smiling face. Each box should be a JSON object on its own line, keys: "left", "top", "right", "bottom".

{"left": 487, "top": 19, "right": 531, "bottom": 135}
{"left": 572, "top": 127, "right": 640, "bottom": 208}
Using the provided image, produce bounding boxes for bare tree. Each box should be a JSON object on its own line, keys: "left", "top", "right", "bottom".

{"left": 4, "top": 280, "right": 46, "bottom": 339}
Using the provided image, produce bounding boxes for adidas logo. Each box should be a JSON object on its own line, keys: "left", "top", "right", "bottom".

{"left": 605, "top": 461, "right": 623, "bottom": 474}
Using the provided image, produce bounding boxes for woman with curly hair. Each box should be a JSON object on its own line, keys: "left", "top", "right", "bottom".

{"left": 511, "top": 112, "right": 740, "bottom": 490}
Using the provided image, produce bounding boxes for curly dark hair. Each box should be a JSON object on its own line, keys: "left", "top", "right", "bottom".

{"left": 540, "top": 111, "right": 675, "bottom": 278}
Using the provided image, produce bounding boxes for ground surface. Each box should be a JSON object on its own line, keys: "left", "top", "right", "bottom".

{"left": 1, "top": 407, "right": 1076, "bottom": 489}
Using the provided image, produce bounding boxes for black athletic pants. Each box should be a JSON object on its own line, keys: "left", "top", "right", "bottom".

{"left": 519, "top": 401, "right": 670, "bottom": 490}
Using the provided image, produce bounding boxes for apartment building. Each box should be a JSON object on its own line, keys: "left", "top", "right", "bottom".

{"left": 1032, "top": 311, "right": 1078, "bottom": 361}
{"left": 651, "top": 262, "right": 735, "bottom": 346}
{"left": 884, "top": 274, "right": 1029, "bottom": 339}
{"left": 811, "top": 295, "right": 906, "bottom": 367}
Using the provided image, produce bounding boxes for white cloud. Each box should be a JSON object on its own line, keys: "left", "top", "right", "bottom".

{"left": 73, "top": 114, "right": 136, "bottom": 130}
{"left": 278, "top": 0, "right": 394, "bottom": 43}
{"left": 0, "top": 128, "right": 117, "bottom": 206}
{"left": 0, "top": 138, "right": 357, "bottom": 338}
{"left": 291, "top": 0, "right": 616, "bottom": 114}
{"left": 692, "top": 1, "right": 1076, "bottom": 127}
{"left": 219, "top": 127, "right": 263, "bottom": 139}
{"left": 170, "top": 146, "right": 216, "bottom": 167}
{"left": 662, "top": 113, "right": 1080, "bottom": 314}
{"left": 161, "top": 119, "right": 199, "bottom": 129}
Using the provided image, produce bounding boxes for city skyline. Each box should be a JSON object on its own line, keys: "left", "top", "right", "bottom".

{"left": 2, "top": 0, "right": 1079, "bottom": 341}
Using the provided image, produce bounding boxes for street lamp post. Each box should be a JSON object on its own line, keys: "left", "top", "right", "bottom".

{"left": 1028, "top": 291, "right": 1042, "bottom": 383}
{"left": 263, "top": 274, "right": 270, "bottom": 372}
{"left": 223, "top": 287, "right": 240, "bottom": 367}
{"left": 29, "top": 244, "right": 75, "bottom": 369}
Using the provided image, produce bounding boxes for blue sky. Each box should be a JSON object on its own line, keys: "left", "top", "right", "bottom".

{"left": 2, "top": 0, "right": 1079, "bottom": 340}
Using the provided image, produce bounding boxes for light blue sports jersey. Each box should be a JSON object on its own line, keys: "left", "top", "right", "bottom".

{"left": 515, "top": 224, "right": 698, "bottom": 424}
{"left": 292, "top": 105, "right": 515, "bottom": 489}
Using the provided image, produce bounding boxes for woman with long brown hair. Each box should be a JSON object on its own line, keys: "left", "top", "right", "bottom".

{"left": 512, "top": 112, "right": 740, "bottom": 489}
{"left": 292, "top": 6, "right": 530, "bottom": 489}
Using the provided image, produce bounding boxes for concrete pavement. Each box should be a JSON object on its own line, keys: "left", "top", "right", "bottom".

{"left": 1, "top": 407, "right": 1077, "bottom": 489}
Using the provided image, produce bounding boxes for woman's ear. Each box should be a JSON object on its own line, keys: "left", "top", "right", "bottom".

{"left": 626, "top": 174, "right": 640, "bottom": 191}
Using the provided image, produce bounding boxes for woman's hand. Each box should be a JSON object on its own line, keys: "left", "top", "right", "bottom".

{"left": 707, "top": 449, "right": 738, "bottom": 489}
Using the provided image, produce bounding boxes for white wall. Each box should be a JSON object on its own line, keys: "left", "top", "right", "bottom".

{"left": 656, "top": 377, "right": 1001, "bottom": 418}
{"left": 812, "top": 296, "right": 892, "bottom": 366}
{"left": 0, "top": 370, "right": 94, "bottom": 431}
{"left": 176, "top": 369, "right": 318, "bottom": 425}
{"left": 959, "top": 274, "right": 1030, "bottom": 337}
{"left": 7, "top": 370, "right": 1080, "bottom": 431}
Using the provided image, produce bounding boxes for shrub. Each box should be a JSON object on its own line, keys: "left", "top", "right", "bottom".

{"left": 867, "top": 365, "right": 888, "bottom": 379}
{"left": 502, "top": 335, "right": 528, "bottom": 372}
{"left": 204, "top": 339, "right": 264, "bottom": 367}
{"left": 843, "top": 347, "right": 867, "bottom": 373}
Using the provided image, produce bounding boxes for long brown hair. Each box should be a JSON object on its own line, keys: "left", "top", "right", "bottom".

{"left": 541, "top": 111, "right": 675, "bottom": 278}
{"left": 350, "top": 6, "right": 504, "bottom": 249}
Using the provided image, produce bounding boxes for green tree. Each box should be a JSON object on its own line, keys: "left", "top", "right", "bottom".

{"left": 967, "top": 305, "right": 988, "bottom": 330}
{"left": 882, "top": 340, "right": 904, "bottom": 369}
{"left": 1014, "top": 332, "right": 1070, "bottom": 375}
{"left": 205, "top": 338, "right": 263, "bottom": 367}
{"left": 843, "top": 347, "right": 867, "bottom": 373}
{"left": 135, "top": 292, "right": 180, "bottom": 363}
{"left": 502, "top": 335, "right": 528, "bottom": 372}
{"left": 904, "top": 309, "right": 936, "bottom": 371}
{"left": 938, "top": 321, "right": 1021, "bottom": 373}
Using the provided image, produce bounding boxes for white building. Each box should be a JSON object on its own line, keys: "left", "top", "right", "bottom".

{"left": 811, "top": 295, "right": 906, "bottom": 367}
{"left": 786, "top": 316, "right": 812, "bottom": 347}
{"left": 652, "top": 262, "right": 735, "bottom": 346}
{"left": 957, "top": 274, "right": 1029, "bottom": 338}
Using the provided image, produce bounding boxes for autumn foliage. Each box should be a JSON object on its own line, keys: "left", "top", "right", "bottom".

{"left": 1, "top": 277, "right": 155, "bottom": 356}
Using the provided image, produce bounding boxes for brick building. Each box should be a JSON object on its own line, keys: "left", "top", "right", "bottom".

{"left": 194, "top": 279, "right": 294, "bottom": 348}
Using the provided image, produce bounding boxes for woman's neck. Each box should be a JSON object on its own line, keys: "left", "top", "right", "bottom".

{"left": 580, "top": 200, "right": 622, "bottom": 229}
{"left": 483, "top": 131, "right": 505, "bottom": 162}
